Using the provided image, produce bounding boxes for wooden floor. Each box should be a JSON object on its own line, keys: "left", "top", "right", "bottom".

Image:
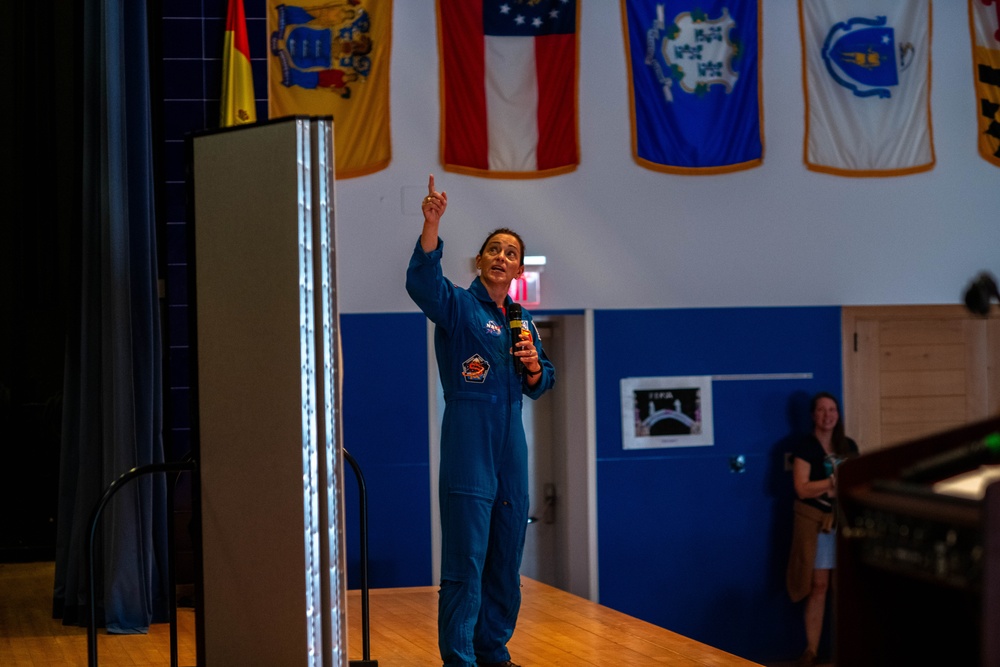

{"left": 2, "top": 561, "right": 766, "bottom": 666}
{"left": 0, "top": 562, "right": 196, "bottom": 667}
{"left": 351, "top": 578, "right": 760, "bottom": 666}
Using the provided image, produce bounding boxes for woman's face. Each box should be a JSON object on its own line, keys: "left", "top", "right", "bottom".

{"left": 813, "top": 397, "right": 839, "bottom": 433}
{"left": 476, "top": 233, "right": 524, "bottom": 289}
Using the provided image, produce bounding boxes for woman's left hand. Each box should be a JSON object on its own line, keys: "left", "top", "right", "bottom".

{"left": 515, "top": 331, "right": 542, "bottom": 374}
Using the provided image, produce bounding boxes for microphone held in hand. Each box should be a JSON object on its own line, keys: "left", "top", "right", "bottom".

{"left": 507, "top": 303, "right": 523, "bottom": 374}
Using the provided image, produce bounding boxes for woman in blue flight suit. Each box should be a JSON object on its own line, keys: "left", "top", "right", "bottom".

{"left": 406, "top": 175, "right": 555, "bottom": 667}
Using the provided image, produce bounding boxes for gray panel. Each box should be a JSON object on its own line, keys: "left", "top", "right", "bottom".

{"left": 192, "top": 119, "right": 322, "bottom": 667}
{"left": 312, "top": 119, "right": 349, "bottom": 667}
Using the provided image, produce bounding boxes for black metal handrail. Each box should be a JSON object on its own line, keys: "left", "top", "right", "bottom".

{"left": 343, "top": 449, "right": 377, "bottom": 667}
{"left": 87, "top": 452, "right": 370, "bottom": 666}
{"left": 87, "top": 460, "right": 197, "bottom": 667}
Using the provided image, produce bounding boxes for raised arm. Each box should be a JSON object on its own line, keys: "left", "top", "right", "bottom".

{"left": 420, "top": 173, "right": 448, "bottom": 253}
{"left": 407, "top": 173, "right": 458, "bottom": 331}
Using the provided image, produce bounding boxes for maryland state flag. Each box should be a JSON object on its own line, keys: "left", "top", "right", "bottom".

{"left": 268, "top": 0, "right": 392, "bottom": 178}
{"left": 221, "top": 0, "right": 257, "bottom": 127}
{"left": 971, "top": 0, "right": 1000, "bottom": 167}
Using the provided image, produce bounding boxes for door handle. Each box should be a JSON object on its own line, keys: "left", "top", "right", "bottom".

{"left": 528, "top": 483, "right": 558, "bottom": 525}
{"left": 542, "top": 482, "right": 557, "bottom": 524}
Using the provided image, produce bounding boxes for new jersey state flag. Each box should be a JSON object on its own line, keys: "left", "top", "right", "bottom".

{"left": 800, "top": 0, "right": 934, "bottom": 176}
{"left": 267, "top": 0, "right": 391, "bottom": 179}
{"left": 437, "top": 0, "right": 580, "bottom": 179}
{"left": 621, "top": 1, "right": 763, "bottom": 174}
{"left": 970, "top": 0, "right": 1000, "bottom": 167}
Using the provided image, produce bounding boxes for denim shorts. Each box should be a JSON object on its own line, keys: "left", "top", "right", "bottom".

{"left": 814, "top": 528, "right": 836, "bottom": 569}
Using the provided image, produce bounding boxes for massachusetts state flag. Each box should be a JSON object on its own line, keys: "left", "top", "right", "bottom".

{"left": 267, "top": 0, "right": 392, "bottom": 179}
{"left": 437, "top": 0, "right": 580, "bottom": 179}
{"left": 221, "top": 0, "right": 256, "bottom": 127}
{"left": 621, "top": 1, "right": 763, "bottom": 174}
{"left": 800, "top": 0, "right": 934, "bottom": 176}
{"left": 970, "top": 0, "right": 1000, "bottom": 167}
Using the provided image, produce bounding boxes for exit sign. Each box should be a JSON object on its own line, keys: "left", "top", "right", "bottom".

{"left": 509, "top": 255, "right": 545, "bottom": 306}
{"left": 509, "top": 271, "right": 540, "bottom": 306}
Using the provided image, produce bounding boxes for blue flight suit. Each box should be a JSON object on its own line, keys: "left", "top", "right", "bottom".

{"left": 406, "top": 238, "right": 555, "bottom": 667}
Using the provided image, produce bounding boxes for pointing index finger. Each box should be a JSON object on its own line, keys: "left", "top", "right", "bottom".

{"left": 428, "top": 174, "right": 436, "bottom": 195}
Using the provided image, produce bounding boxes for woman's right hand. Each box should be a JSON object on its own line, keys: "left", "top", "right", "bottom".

{"left": 421, "top": 174, "right": 447, "bottom": 225}
{"left": 419, "top": 174, "right": 448, "bottom": 253}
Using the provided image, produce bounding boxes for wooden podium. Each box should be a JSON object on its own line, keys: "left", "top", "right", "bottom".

{"left": 187, "top": 117, "right": 349, "bottom": 667}
{"left": 836, "top": 414, "right": 1000, "bottom": 666}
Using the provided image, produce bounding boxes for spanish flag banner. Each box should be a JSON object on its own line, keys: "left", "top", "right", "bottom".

{"left": 970, "top": 0, "right": 1000, "bottom": 167}
{"left": 267, "top": 0, "right": 392, "bottom": 179}
{"left": 221, "top": 0, "right": 257, "bottom": 127}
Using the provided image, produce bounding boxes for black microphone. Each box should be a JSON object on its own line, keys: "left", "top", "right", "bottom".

{"left": 900, "top": 432, "right": 1000, "bottom": 483}
{"left": 507, "top": 303, "right": 523, "bottom": 374}
{"left": 963, "top": 272, "right": 999, "bottom": 316}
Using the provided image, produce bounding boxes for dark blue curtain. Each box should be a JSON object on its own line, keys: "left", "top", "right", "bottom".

{"left": 53, "top": 0, "right": 169, "bottom": 633}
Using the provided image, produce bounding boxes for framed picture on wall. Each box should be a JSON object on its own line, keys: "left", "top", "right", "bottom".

{"left": 620, "top": 376, "right": 714, "bottom": 449}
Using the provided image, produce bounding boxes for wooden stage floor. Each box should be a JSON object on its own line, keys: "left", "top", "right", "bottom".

{"left": 1, "top": 561, "right": 761, "bottom": 666}
{"left": 351, "top": 577, "right": 760, "bottom": 666}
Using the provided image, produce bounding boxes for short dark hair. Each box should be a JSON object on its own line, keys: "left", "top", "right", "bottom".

{"left": 478, "top": 228, "right": 525, "bottom": 266}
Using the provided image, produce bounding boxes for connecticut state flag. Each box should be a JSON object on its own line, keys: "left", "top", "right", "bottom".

{"left": 267, "top": 0, "right": 392, "bottom": 179}
{"left": 800, "top": 0, "right": 934, "bottom": 176}
{"left": 437, "top": 0, "right": 580, "bottom": 179}
{"left": 621, "top": 0, "right": 762, "bottom": 174}
{"left": 970, "top": 0, "right": 1000, "bottom": 167}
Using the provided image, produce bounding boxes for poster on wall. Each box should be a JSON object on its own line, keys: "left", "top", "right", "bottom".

{"left": 620, "top": 376, "right": 714, "bottom": 449}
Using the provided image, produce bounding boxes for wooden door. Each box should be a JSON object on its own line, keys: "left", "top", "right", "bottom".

{"left": 842, "top": 305, "right": 1000, "bottom": 452}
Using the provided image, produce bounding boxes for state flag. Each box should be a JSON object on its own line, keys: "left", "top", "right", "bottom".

{"left": 267, "top": 0, "right": 392, "bottom": 179}
{"left": 438, "top": 0, "right": 580, "bottom": 178}
{"left": 622, "top": 0, "right": 763, "bottom": 174}
{"left": 800, "top": 0, "right": 934, "bottom": 176}
{"left": 970, "top": 0, "right": 1000, "bottom": 167}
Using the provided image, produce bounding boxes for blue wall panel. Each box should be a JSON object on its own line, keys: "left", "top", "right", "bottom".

{"left": 594, "top": 306, "right": 842, "bottom": 662}
{"left": 341, "top": 312, "right": 433, "bottom": 588}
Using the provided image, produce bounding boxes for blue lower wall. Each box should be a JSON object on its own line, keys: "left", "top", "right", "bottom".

{"left": 341, "top": 312, "right": 433, "bottom": 588}
{"left": 340, "top": 306, "right": 842, "bottom": 662}
{"left": 594, "top": 306, "right": 842, "bottom": 662}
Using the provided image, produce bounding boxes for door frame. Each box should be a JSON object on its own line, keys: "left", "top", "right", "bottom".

{"left": 425, "top": 311, "right": 599, "bottom": 601}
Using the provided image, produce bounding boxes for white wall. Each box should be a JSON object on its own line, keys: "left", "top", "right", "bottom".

{"left": 334, "top": 1, "right": 1000, "bottom": 314}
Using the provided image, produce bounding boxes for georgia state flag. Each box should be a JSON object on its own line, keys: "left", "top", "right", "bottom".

{"left": 437, "top": 0, "right": 580, "bottom": 178}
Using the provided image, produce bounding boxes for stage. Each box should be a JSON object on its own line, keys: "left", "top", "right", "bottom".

{"left": 0, "top": 562, "right": 760, "bottom": 666}
{"left": 348, "top": 576, "right": 760, "bottom": 666}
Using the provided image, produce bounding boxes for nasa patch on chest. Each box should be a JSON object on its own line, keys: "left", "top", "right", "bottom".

{"left": 484, "top": 320, "right": 503, "bottom": 337}
{"left": 462, "top": 354, "right": 490, "bottom": 383}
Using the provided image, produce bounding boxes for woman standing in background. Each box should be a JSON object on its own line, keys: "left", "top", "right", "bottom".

{"left": 786, "top": 392, "right": 859, "bottom": 667}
